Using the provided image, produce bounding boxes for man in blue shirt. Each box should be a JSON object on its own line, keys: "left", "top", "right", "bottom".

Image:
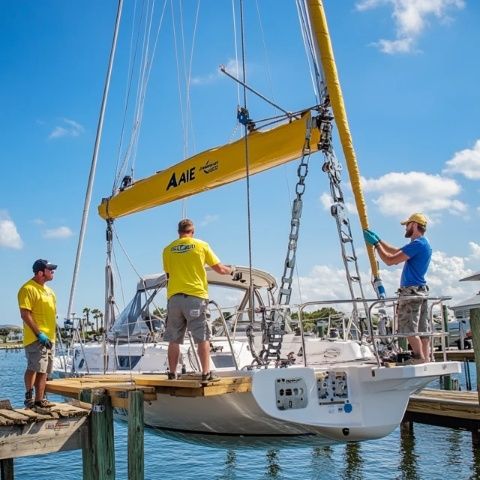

{"left": 364, "top": 213, "right": 432, "bottom": 364}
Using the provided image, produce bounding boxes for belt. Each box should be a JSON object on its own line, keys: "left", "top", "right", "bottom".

{"left": 399, "top": 285, "right": 429, "bottom": 291}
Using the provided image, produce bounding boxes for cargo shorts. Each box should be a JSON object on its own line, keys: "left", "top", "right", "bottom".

{"left": 164, "top": 294, "right": 210, "bottom": 344}
{"left": 397, "top": 285, "right": 429, "bottom": 336}
{"left": 25, "top": 340, "right": 55, "bottom": 374}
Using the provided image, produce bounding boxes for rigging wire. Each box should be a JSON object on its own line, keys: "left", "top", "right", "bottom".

{"left": 66, "top": 0, "right": 124, "bottom": 323}
{"left": 114, "top": 0, "right": 167, "bottom": 190}
{"left": 112, "top": 0, "right": 143, "bottom": 193}
{"left": 112, "top": 223, "right": 148, "bottom": 285}
{"left": 231, "top": 0, "right": 241, "bottom": 106}
{"left": 237, "top": 0, "right": 256, "bottom": 320}
{"left": 171, "top": 0, "right": 187, "bottom": 162}
{"left": 254, "top": 0, "right": 276, "bottom": 113}
{"left": 179, "top": 0, "right": 201, "bottom": 219}
{"left": 296, "top": 0, "right": 325, "bottom": 103}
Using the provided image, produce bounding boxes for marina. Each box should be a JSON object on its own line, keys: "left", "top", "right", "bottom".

{"left": 1, "top": 371, "right": 480, "bottom": 479}
{"left": 1, "top": 349, "right": 480, "bottom": 478}
{"left": 1, "top": 0, "right": 480, "bottom": 479}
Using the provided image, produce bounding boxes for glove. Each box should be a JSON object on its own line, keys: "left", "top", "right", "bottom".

{"left": 37, "top": 332, "right": 53, "bottom": 349}
{"left": 232, "top": 272, "right": 243, "bottom": 282}
{"left": 363, "top": 229, "right": 380, "bottom": 246}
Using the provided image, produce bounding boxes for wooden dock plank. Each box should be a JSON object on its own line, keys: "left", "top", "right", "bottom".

{"left": 433, "top": 350, "right": 474, "bottom": 362}
{"left": 0, "top": 402, "right": 90, "bottom": 460}
{"left": 406, "top": 388, "right": 480, "bottom": 426}
{"left": 47, "top": 373, "right": 253, "bottom": 400}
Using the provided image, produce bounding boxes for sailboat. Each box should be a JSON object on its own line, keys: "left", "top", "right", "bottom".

{"left": 57, "top": 0, "right": 460, "bottom": 445}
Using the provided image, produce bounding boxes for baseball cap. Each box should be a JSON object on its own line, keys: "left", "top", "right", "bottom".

{"left": 400, "top": 213, "right": 427, "bottom": 228}
{"left": 32, "top": 259, "right": 58, "bottom": 273}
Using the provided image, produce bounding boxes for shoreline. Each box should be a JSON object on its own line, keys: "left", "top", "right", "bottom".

{"left": 0, "top": 343, "right": 23, "bottom": 350}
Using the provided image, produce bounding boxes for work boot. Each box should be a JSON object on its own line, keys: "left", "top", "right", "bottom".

{"left": 34, "top": 398, "right": 55, "bottom": 408}
{"left": 24, "top": 389, "right": 34, "bottom": 409}
{"left": 201, "top": 371, "right": 220, "bottom": 386}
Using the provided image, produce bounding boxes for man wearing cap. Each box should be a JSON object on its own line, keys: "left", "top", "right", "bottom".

{"left": 364, "top": 213, "right": 432, "bottom": 364}
{"left": 163, "top": 219, "right": 238, "bottom": 385}
{"left": 17, "top": 259, "right": 58, "bottom": 408}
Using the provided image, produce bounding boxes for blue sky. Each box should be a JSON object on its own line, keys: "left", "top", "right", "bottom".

{"left": 1, "top": 0, "right": 479, "bottom": 327}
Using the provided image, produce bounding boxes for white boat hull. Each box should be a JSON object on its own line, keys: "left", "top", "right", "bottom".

{"left": 114, "top": 361, "right": 460, "bottom": 444}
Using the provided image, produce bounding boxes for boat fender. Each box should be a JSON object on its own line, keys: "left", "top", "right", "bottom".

{"left": 342, "top": 428, "right": 350, "bottom": 436}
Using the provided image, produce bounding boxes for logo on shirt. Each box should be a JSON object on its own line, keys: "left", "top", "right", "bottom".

{"left": 171, "top": 244, "right": 195, "bottom": 253}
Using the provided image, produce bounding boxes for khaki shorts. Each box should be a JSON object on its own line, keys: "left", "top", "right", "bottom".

{"left": 164, "top": 294, "right": 210, "bottom": 344}
{"left": 397, "top": 286, "right": 429, "bottom": 336}
{"left": 25, "top": 340, "right": 55, "bottom": 374}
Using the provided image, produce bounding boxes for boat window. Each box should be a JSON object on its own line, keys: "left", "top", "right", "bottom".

{"left": 211, "top": 353, "right": 235, "bottom": 369}
{"left": 117, "top": 355, "right": 142, "bottom": 370}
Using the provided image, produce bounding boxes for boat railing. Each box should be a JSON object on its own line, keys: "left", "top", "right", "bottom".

{"left": 208, "top": 300, "right": 239, "bottom": 370}
{"left": 295, "top": 296, "right": 451, "bottom": 366}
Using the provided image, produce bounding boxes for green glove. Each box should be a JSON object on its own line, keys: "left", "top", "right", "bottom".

{"left": 363, "top": 229, "right": 380, "bottom": 246}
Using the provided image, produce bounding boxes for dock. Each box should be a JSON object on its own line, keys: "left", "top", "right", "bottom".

{"left": 2, "top": 372, "right": 480, "bottom": 479}
{"left": 404, "top": 388, "right": 480, "bottom": 444}
{"left": 0, "top": 400, "right": 89, "bottom": 479}
{"left": 434, "top": 349, "right": 474, "bottom": 362}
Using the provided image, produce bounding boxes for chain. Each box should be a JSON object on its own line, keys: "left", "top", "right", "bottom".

{"left": 277, "top": 127, "right": 312, "bottom": 306}
{"left": 257, "top": 117, "right": 315, "bottom": 364}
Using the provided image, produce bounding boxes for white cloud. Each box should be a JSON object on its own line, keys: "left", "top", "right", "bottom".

{"left": 191, "top": 58, "right": 241, "bottom": 86}
{"left": 42, "top": 226, "right": 74, "bottom": 239}
{"left": 356, "top": 0, "right": 465, "bottom": 54}
{"left": 0, "top": 211, "right": 23, "bottom": 249}
{"left": 290, "top": 248, "right": 476, "bottom": 309}
{"left": 200, "top": 214, "right": 219, "bottom": 227}
{"left": 362, "top": 171, "right": 466, "bottom": 220}
{"left": 469, "top": 241, "right": 480, "bottom": 259}
{"left": 428, "top": 250, "right": 475, "bottom": 300}
{"left": 443, "top": 139, "right": 480, "bottom": 180}
{"left": 48, "top": 118, "right": 84, "bottom": 140}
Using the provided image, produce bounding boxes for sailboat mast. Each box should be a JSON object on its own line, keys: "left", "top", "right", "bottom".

{"left": 66, "top": 0, "right": 124, "bottom": 322}
{"left": 305, "top": 1, "right": 382, "bottom": 290}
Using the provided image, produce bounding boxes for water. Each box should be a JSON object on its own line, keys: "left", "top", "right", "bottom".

{"left": 1, "top": 349, "right": 479, "bottom": 479}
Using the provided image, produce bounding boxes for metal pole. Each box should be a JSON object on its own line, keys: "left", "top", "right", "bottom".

{"left": 66, "top": 0, "right": 124, "bottom": 321}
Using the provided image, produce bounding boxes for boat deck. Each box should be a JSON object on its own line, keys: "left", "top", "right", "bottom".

{"left": 46, "top": 373, "right": 253, "bottom": 403}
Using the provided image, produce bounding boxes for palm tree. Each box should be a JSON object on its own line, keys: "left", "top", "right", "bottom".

{"left": 82, "top": 307, "right": 91, "bottom": 332}
{"left": 91, "top": 308, "right": 103, "bottom": 333}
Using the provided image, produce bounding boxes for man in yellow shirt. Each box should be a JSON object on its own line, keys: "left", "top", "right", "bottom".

{"left": 17, "top": 259, "right": 57, "bottom": 408}
{"left": 163, "top": 219, "right": 237, "bottom": 384}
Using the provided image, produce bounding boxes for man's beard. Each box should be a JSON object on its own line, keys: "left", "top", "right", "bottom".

{"left": 404, "top": 226, "right": 413, "bottom": 238}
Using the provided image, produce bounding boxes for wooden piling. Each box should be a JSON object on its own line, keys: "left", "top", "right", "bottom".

{"left": 470, "top": 307, "right": 480, "bottom": 404}
{"left": 128, "top": 390, "right": 144, "bottom": 480}
{"left": 0, "top": 458, "right": 13, "bottom": 480}
{"left": 81, "top": 389, "right": 115, "bottom": 480}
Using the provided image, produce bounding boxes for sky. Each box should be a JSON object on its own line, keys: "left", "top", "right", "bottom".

{"left": 1, "top": 0, "right": 479, "bottom": 327}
